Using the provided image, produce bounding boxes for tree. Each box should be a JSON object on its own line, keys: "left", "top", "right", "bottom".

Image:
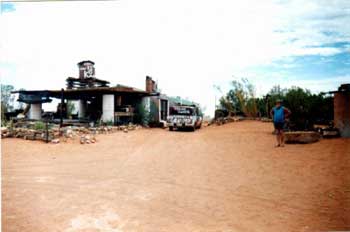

{"left": 219, "top": 78, "right": 258, "bottom": 117}
{"left": 266, "top": 85, "right": 287, "bottom": 112}
{"left": 1, "top": 84, "right": 15, "bottom": 125}
{"left": 266, "top": 86, "right": 333, "bottom": 130}
{"left": 218, "top": 81, "right": 333, "bottom": 131}
{"left": 284, "top": 87, "right": 312, "bottom": 130}
{"left": 1, "top": 84, "right": 15, "bottom": 111}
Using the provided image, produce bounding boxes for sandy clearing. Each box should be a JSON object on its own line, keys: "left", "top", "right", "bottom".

{"left": 2, "top": 121, "right": 350, "bottom": 232}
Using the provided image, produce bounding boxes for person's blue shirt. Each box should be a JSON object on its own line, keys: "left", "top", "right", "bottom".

{"left": 273, "top": 106, "right": 285, "bottom": 123}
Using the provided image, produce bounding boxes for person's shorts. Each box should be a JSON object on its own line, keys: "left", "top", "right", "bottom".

{"left": 274, "top": 122, "right": 284, "bottom": 130}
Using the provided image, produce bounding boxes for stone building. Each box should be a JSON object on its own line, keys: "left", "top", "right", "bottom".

{"left": 13, "top": 61, "right": 170, "bottom": 126}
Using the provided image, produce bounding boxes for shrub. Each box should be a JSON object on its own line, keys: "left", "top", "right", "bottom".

{"left": 134, "top": 102, "right": 150, "bottom": 126}
{"left": 34, "top": 121, "right": 45, "bottom": 130}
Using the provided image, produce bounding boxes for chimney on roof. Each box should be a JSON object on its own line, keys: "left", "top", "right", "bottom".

{"left": 146, "top": 76, "right": 157, "bottom": 93}
{"left": 78, "top": 60, "right": 95, "bottom": 79}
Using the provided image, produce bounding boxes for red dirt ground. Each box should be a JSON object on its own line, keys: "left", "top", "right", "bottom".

{"left": 2, "top": 121, "right": 350, "bottom": 232}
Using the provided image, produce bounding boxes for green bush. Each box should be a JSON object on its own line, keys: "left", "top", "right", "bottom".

{"left": 134, "top": 102, "right": 150, "bottom": 125}
{"left": 34, "top": 121, "right": 45, "bottom": 130}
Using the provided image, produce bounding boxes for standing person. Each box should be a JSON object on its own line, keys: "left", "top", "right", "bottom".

{"left": 270, "top": 100, "right": 291, "bottom": 147}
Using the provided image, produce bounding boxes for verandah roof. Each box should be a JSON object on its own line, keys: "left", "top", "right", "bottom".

{"left": 12, "top": 87, "right": 157, "bottom": 103}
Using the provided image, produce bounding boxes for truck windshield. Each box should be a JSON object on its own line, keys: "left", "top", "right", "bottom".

{"left": 170, "top": 106, "right": 194, "bottom": 116}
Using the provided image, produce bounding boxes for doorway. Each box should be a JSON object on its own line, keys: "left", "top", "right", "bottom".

{"left": 160, "top": 99, "right": 168, "bottom": 121}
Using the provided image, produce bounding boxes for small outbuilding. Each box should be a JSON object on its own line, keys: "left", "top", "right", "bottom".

{"left": 330, "top": 84, "right": 350, "bottom": 137}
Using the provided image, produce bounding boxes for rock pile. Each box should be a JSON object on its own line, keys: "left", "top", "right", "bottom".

{"left": 2, "top": 128, "right": 57, "bottom": 142}
{"left": 1, "top": 122, "right": 142, "bottom": 144}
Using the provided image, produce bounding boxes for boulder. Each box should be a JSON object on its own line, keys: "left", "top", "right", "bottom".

{"left": 24, "top": 135, "right": 35, "bottom": 140}
{"left": 35, "top": 133, "right": 44, "bottom": 140}
{"left": 261, "top": 117, "right": 273, "bottom": 123}
{"left": 80, "top": 134, "right": 96, "bottom": 144}
{"left": 51, "top": 138, "right": 60, "bottom": 144}
{"left": 285, "top": 131, "right": 321, "bottom": 144}
{"left": 80, "top": 136, "right": 86, "bottom": 144}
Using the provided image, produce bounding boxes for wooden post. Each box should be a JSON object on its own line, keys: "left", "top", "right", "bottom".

{"left": 45, "top": 119, "right": 49, "bottom": 143}
{"left": 60, "top": 88, "right": 64, "bottom": 128}
{"left": 265, "top": 94, "right": 270, "bottom": 118}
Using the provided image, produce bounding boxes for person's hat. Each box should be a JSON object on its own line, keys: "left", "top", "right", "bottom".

{"left": 276, "top": 99, "right": 282, "bottom": 103}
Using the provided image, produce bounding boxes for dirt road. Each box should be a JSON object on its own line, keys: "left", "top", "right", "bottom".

{"left": 2, "top": 121, "right": 350, "bottom": 231}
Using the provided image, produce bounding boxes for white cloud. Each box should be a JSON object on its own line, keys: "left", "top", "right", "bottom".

{"left": 1, "top": 0, "right": 349, "bottom": 116}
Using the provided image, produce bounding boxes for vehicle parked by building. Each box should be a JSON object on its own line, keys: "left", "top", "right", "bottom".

{"left": 167, "top": 104, "right": 202, "bottom": 131}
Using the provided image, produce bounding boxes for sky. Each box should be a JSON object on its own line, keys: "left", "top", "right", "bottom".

{"left": 1, "top": 0, "right": 349, "bottom": 115}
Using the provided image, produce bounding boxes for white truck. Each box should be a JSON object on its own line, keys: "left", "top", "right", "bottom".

{"left": 167, "top": 105, "right": 202, "bottom": 131}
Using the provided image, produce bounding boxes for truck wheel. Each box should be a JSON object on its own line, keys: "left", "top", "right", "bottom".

{"left": 169, "top": 126, "right": 173, "bottom": 131}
